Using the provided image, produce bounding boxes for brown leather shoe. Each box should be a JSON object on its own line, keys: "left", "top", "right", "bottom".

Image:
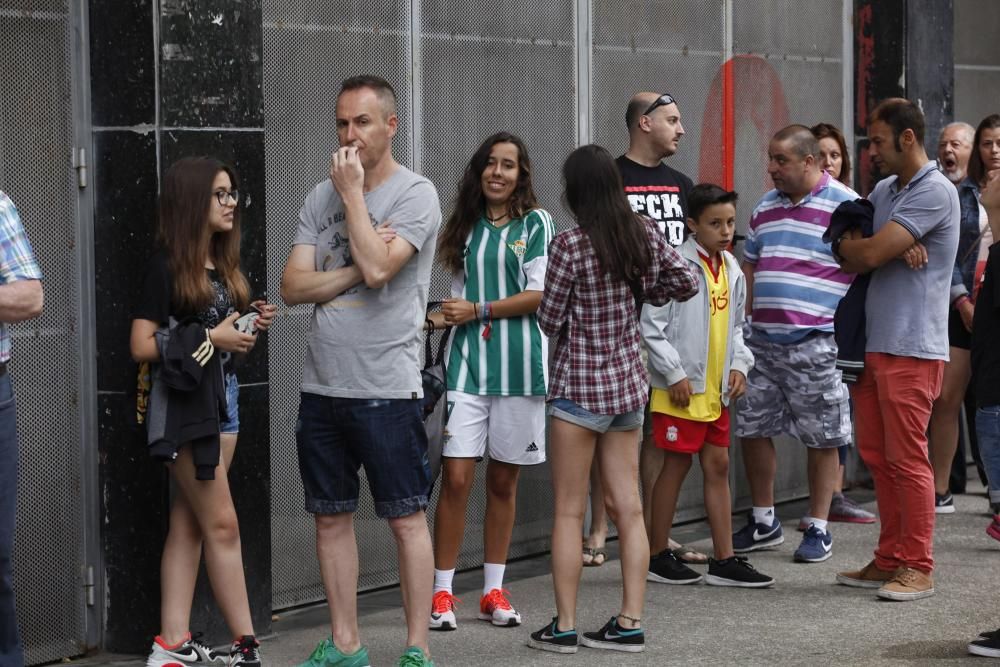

{"left": 835, "top": 559, "right": 897, "bottom": 588}
{"left": 877, "top": 567, "right": 935, "bottom": 601}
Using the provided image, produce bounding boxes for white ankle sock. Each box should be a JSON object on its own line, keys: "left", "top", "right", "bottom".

{"left": 483, "top": 562, "right": 505, "bottom": 594}
{"left": 433, "top": 568, "right": 455, "bottom": 594}
{"left": 805, "top": 517, "right": 828, "bottom": 533}
{"left": 752, "top": 506, "right": 775, "bottom": 526}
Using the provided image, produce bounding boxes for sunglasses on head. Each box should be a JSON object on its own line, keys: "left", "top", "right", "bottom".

{"left": 642, "top": 93, "right": 677, "bottom": 117}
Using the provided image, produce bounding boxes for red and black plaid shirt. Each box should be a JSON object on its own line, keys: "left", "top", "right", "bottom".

{"left": 538, "top": 218, "right": 698, "bottom": 415}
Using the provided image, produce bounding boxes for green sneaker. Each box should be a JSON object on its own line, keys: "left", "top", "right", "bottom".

{"left": 297, "top": 638, "right": 371, "bottom": 667}
{"left": 397, "top": 645, "right": 435, "bottom": 667}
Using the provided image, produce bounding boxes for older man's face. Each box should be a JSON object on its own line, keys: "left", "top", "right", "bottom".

{"left": 938, "top": 126, "right": 973, "bottom": 184}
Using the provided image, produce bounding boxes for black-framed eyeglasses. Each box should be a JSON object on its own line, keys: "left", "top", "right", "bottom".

{"left": 642, "top": 93, "right": 677, "bottom": 118}
{"left": 214, "top": 189, "right": 239, "bottom": 206}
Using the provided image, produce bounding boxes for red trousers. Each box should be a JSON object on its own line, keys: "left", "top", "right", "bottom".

{"left": 851, "top": 352, "right": 943, "bottom": 574}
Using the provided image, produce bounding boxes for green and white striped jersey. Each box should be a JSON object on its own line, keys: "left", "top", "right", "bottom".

{"left": 446, "top": 208, "right": 555, "bottom": 396}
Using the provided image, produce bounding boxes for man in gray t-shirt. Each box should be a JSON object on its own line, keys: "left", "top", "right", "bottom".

{"left": 280, "top": 76, "right": 441, "bottom": 667}
{"left": 834, "top": 98, "right": 959, "bottom": 602}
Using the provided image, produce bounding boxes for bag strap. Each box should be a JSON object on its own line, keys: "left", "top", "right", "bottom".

{"left": 424, "top": 300, "right": 451, "bottom": 365}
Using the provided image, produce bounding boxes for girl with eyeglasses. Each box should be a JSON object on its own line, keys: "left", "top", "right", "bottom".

{"left": 528, "top": 144, "right": 697, "bottom": 654}
{"left": 130, "top": 156, "right": 275, "bottom": 667}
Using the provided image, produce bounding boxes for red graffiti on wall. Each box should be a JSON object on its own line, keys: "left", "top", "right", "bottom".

{"left": 698, "top": 55, "right": 790, "bottom": 193}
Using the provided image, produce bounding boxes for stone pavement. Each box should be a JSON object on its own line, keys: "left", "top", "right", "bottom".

{"left": 75, "top": 483, "right": 998, "bottom": 666}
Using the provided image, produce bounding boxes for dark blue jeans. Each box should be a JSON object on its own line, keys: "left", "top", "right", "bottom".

{"left": 295, "top": 393, "right": 431, "bottom": 519}
{"left": 976, "top": 405, "right": 1000, "bottom": 507}
{"left": 0, "top": 372, "right": 23, "bottom": 667}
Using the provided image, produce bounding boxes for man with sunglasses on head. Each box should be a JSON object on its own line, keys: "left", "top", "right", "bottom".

{"left": 614, "top": 92, "right": 707, "bottom": 572}
{"left": 618, "top": 92, "right": 692, "bottom": 248}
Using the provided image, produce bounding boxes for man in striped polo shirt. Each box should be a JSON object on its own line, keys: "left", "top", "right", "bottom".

{"left": 731, "top": 125, "right": 858, "bottom": 564}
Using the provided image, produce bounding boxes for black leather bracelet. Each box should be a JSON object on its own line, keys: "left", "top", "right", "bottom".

{"left": 425, "top": 317, "right": 435, "bottom": 332}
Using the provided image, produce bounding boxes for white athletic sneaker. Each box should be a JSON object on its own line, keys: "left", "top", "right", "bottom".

{"left": 478, "top": 588, "right": 522, "bottom": 627}
{"left": 429, "top": 590, "right": 460, "bottom": 631}
{"left": 146, "top": 633, "right": 226, "bottom": 667}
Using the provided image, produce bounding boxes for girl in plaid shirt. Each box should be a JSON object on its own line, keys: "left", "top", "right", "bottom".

{"left": 528, "top": 145, "right": 697, "bottom": 654}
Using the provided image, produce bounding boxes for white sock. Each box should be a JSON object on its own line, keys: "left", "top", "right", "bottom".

{"left": 752, "top": 506, "right": 775, "bottom": 527}
{"left": 483, "top": 562, "right": 505, "bottom": 594}
{"left": 433, "top": 568, "right": 455, "bottom": 594}
{"left": 805, "top": 517, "right": 828, "bottom": 533}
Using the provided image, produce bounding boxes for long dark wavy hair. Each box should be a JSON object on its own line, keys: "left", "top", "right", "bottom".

{"left": 968, "top": 114, "right": 1000, "bottom": 186}
{"left": 158, "top": 156, "right": 250, "bottom": 315}
{"left": 562, "top": 144, "right": 651, "bottom": 283}
{"left": 437, "top": 132, "right": 539, "bottom": 274}
{"left": 811, "top": 122, "right": 852, "bottom": 186}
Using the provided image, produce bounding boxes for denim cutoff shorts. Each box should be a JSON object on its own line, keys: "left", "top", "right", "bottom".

{"left": 547, "top": 397, "right": 645, "bottom": 434}
{"left": 220, "top": 372, "right": 239, "bottom": 434}
{"left": 295, "top": 393, "right": 431, "bottom": 519}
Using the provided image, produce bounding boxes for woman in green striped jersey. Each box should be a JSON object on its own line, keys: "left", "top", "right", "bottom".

{"left": 427, "top": 133, "right": 555, "bottom": 632}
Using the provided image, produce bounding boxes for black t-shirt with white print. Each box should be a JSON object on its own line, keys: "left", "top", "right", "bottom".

{"left": 616, "top": 155, "right": 694, "bottom": 248}
{"left": 135, "top": 250, "right": 237, "bottom": 368}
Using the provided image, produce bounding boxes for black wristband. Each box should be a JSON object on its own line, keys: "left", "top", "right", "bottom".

{"left": 425, "top": 317, "right": 435, "bottom": 332}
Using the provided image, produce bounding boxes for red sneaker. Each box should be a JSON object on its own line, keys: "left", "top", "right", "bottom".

{"left": 478, "top": 588, "right": 521, "bottom": 627}
{"left": 429, "top": 590, "right": 460, "bottom": 631}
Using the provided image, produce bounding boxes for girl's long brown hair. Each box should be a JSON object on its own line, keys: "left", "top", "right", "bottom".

{"left": 158, "top": 156, "right": 250, "bottom": 314}
{"left": 562, "top": 144, "right": 651, "bottom": 283}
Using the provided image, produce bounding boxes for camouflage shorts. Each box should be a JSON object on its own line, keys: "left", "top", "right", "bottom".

{"left": 733, "top": 332, "right": 851, "bottom": 448}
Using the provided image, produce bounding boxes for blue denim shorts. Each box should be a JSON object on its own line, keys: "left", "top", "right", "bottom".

{"left": 220, "top": 372, "right": 239, "bottom": 434}
{"left": 547, "top": 398, "right": 645, "bottom": 434}
{"left": 295, "top": 393, "right": 431, "bottom": 519}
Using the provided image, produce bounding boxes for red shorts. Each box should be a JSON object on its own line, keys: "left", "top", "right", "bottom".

{"left": 651, "top": 408, "right": 731, "bottom": 454}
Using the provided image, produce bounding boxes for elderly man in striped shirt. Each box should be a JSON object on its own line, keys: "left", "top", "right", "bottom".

{"left": 730, "top": 125, "right": 859, "bottom": 565}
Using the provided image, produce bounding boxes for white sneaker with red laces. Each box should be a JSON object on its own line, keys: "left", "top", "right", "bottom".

{"left": 429, "top": 590, "right": 460, "bottom": 631}
{"left": 478, "top": 588, "right": 521, "bottom": 627}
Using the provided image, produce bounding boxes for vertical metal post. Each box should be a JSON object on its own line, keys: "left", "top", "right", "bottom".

{"left": 70, "top": 0, "right": 102, "bottom": 651}
{"left": 410, "top": 0, "right": 423, "bottom": 172}
{"left": 575, "top": 0, "right": 591, "bottom": 147}
{"left": 842, "top": 0, "right": 855, "bottom": 178}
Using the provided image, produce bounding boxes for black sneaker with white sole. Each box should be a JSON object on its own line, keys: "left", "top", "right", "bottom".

{"left": 705, "top": 556, "right": 775, "bottom": 588}
{"left": 647, "top": 549, "right": 703, "bottom": 584}
{"left": 580, "top": 617, "right": 644, "bottom": 653}
{"left": 934, "top": 492, "right": 955, "bottom": 514}
{"left": 968, "top": 631, "right": 1000, "bottom": 658}
{"left": 527, "top": 617, "right": 578, "bottom": 654}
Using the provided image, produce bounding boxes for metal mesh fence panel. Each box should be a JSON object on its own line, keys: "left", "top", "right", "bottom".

{"left": 732, "top": 0, "right": 845, "bottom": 223}
{"left": 263, "top": 1, "right": 416, "bottom": 609}
{"left": 417, "top": 0, "right": 576, "bottom": 571}
{"left": 0, "top": 2, "right": 87, "bottom": 663}
{"left": 728, "top": 0, "right": 846, "bottom": 504}
{"left": 263, "top": 0, "right": 576, "bottom": 610}
{"left": 591, "top": 0, "right": 726, "bottom": 521}
{"left": 954, "top": 0, "right": 1000, "bottom": 127}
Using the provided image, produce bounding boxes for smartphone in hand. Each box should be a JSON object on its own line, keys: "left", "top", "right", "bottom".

{"left": 234, "top": 305, "right": 261, "bottom": 335}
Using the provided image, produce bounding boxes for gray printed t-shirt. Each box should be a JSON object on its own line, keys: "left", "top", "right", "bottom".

{"left": 865, "top": 160, "right": 959, "bottom": 360}
{"left": 293, "top": 165, "right": 442, "bottom": 398}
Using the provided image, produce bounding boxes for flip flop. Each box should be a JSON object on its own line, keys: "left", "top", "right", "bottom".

{"left": 670, "top": 543, "right": 708, "bottom": 565}
{"left": 582, "top": 547, "right": 607, "bottom": 567}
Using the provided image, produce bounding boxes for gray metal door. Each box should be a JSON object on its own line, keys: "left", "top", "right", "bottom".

{"left": 0, "top": 1, "right": 92, "bottom": 663}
